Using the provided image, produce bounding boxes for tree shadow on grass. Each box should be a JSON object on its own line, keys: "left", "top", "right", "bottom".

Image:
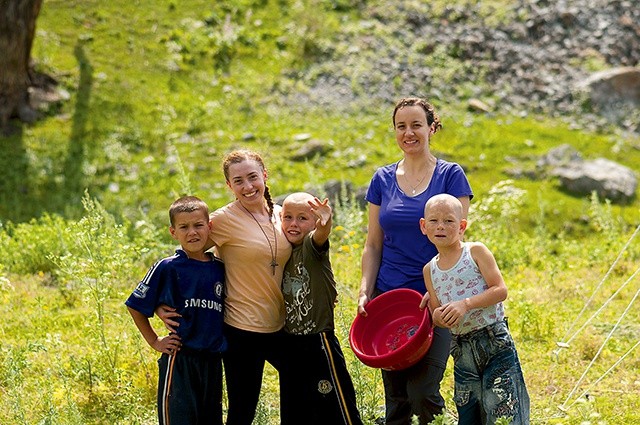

{"left": 0, "top": 40, "right": 93, "bottom": 224}
{"left": 0, "top": 127, "right": 30, "bottom": 222}
{"left": 61, "top": 41, "right": 93, "bottom": 208}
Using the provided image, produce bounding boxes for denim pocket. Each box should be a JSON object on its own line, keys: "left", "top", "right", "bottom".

{"left": 490, "top": 323, "right": 514, "bottom": 352}
{"left": 451, "top": 340, "right": 461, "bottom": 362}
{"left": 453, "top": 384, "right": 471, "bottom": 407}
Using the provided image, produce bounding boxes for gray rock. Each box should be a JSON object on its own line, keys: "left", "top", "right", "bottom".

{"left": 552, "top": 158, "right": 637, "bottom": 202}
{"left": 276, "top": 0, "right": 640, "bottom": 133}
{"left": 578, "top": 67, "right": 640, "bottom": 108}
{"left": 293, "top": 133, "right": 312, "bottom": 142}
{"left": 322, "top": 179, "right": 355, "bottom": 205}
{"left": 537, "top": 144, "right": 583, "bottom": 169}
{"left": 290, "top": 139, "right": 333, "bottom": 161}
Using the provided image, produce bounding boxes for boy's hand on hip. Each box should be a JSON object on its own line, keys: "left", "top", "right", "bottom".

{"left": 153, "top": 334, "right": 182, "bottom": 355}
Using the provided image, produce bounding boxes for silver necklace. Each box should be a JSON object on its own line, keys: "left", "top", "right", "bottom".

{"left": 404, "top": 167, "right": 429, "bottom": 195}
{"left": 241, "top": 203, "right": 278, "bottom": 275}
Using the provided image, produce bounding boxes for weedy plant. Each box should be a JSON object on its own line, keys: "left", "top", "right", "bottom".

{"left": 1, "top": 185, "right": 640, "bottom": 424}
{"left": 2, "top": 0, "right": 640, "bottom": 422}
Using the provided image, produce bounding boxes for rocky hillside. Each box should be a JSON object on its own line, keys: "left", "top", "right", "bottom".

{"left": 279, "top": 0, "right": 640, "bottom": 133}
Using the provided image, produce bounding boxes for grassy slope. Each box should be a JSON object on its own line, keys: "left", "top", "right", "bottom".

{"left": 1, "top": 0, "right": 639, "bottom": 424}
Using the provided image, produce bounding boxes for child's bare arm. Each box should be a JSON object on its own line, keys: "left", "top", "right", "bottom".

{"left": 309, "top": 197, "right": 332, "bottom": 246}
{"left": 438, "top": 242, "right": 508, "bottom": 325}
{"left": 467, "top": 242, "right": 508, "bottom": 308}
{"left": 128, "top": 306, "right": 181, "bottom": 354}
{"left": 423, "top": 261, "right": 462, "bottom": 328}
{"left": 421, "top": 262, "right": 448, "bottom": 328}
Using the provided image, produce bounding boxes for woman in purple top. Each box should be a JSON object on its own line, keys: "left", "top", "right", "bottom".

{"left": 358, "top": 97, "right": 473, "bottom": 425}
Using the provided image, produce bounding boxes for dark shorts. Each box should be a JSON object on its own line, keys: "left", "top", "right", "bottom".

{"left": 158, "top": 348, "right": 223, "bottom": 425}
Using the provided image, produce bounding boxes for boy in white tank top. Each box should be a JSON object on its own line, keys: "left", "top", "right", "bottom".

{"left": 419, "top": 194, "right": 529, "bottom": 425}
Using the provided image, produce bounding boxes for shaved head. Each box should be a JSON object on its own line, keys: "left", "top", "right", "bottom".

{"left": 424, "top": 193, "right": 463, "bottom": 220}
{"left": 282, "top": 192, "right": 315, "bottom": 206}
{"left": 282, "top": 192, "right": 314, "bottom": 211}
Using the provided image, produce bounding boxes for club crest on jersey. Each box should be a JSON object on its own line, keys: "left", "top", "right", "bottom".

{"left": 132, "top": 282, "right": 150, "bottom": 298}
{"left": 214, "top": 281, "right": 223, "bottom": 298}
{"left": 317, "top": 380, "right": 333, "bottom": 394}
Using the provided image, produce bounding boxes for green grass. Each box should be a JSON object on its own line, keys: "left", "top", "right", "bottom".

{"left": 2, "top": 195, "right": 639, "bottom": 424}
{"left": 1, "top": 0, "right": 640, "bottom": 423}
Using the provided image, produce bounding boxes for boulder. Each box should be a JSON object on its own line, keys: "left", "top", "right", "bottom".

{"left": 578, "top": 67, "right": 640, "bottom": 108}
{"left": 552, "top": 158, "right": 637, "bottom": 203}
{"left": 290, "top": 139, "right": 333, "bottom": 161}
{"left": 537, "top": 144, "right": 582, "bottom": 169}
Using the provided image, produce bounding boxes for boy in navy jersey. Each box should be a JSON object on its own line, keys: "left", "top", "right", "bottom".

{"left": 126, "top": 196, "right": 226, "bottom": 425}
{"left": 280, "top": 192, "right": 363, "bottom": 425}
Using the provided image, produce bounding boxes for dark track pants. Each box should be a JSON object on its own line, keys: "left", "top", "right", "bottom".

{"left": 284, "top": 331, "right": 364, "bottom": 425}
{"left": 382, "top": 326, "right": 450, "bottom": 425}
{"left": 157, "top": 350, "right": 223, "bottom": 425}
{"left": 222, "top": 324, "right": 290, "bottom": 425}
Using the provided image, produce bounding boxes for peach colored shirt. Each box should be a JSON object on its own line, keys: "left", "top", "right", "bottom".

{"left": 210, "top": 201, "right": 291, "bottom": 332}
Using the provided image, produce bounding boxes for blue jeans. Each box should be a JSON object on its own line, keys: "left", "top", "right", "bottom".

{"left": 451, "top": 320, "right": 530, "bottom": 425}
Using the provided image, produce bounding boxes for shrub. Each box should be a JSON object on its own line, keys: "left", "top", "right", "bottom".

{"left": 0, "top": 213, "right": 74, "bottom": 275}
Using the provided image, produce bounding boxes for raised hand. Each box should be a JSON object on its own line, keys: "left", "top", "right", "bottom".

{"left": 308, "top": 197, "right": 332, "bottom": 226}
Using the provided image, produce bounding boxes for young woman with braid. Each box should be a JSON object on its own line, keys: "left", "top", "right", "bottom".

{"left": 159, "top": 149, "right": 293, "bottom": 425}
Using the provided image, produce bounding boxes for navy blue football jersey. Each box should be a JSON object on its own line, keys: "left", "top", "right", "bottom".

{"left": 126, "top": 250, "right": 226, "bottom": 353}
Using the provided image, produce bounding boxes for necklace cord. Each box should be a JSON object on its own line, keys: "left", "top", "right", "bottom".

{"left": 402, "top": 164, "right": 430, "bottom": 194}
{"left": 240, "top": 203, "right": 278, "bottom": 275}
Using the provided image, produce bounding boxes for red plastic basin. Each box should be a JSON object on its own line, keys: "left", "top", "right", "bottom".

{"left": 349, "top": 288, "right": 433, "bottom": 371}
